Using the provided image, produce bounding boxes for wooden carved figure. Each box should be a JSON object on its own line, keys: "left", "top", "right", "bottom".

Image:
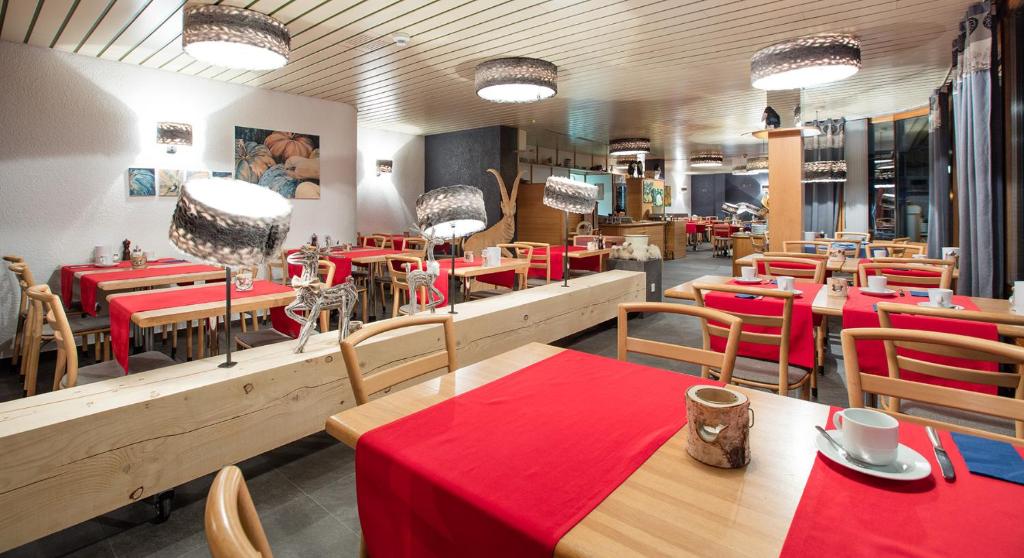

{"left": 462, "top": 168, "right": 523, "bottom": 255}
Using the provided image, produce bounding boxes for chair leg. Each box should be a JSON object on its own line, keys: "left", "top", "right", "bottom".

{"left": 392, "top": 285, "right": 400, "bottom": 318}
{"left": 52, "top": 350, "right": 66, "bottom": 392}
{"left": 197, "top": 320, "right": 205, "bottom": 360}
{"left": 11, "top": 314, "right": 24, "bottom": 366}
{"left": 186, "top": 321, "right": 194, "bottom": 361}
{"left": 94, "top": 333, "right": 102, "bottom": 362}
{"left": 104, "top": 334, "right": 111, "bottom": 362}
{"left": 171, "top": 323, "right": 178, "bottom": 359}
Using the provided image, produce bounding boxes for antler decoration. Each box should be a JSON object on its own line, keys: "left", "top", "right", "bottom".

{"left": 284, "top": 245, "right": 362, "bottom": 353}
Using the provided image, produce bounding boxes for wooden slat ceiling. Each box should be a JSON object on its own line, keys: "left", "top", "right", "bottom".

{"left": 0, "top": 0, "right": 971, "bottom": 156}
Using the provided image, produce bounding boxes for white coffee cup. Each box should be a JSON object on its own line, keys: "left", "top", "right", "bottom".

{"left": 741, "top": 266, "right": 757, "bottom": 280}
{"left": 1012, "top": 281, "right": 1024, "bottom": 312}
{"left": 867, "top": 275, "right": 888, "bottom": 292}
{"left": 928, "top": 288, "right": 954, "bottom": 308}
{"left": 832, "top": 408, "right": 900, "bottom": 466}
{"left": 776, "top": 276, "right": 795, "bottom": 292}
{"left": 96, "top": 254, "right": 110, "bottom": 266}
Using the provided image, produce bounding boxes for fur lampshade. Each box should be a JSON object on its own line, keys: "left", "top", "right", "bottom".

{"left": 169, "top": 178, "right": 293, "bottom": 266}
{"left": 415, "top": 185, "right": 487, "bottom": 239}
{"left": 543, "top": 176, "right": 598, "bottom": 214}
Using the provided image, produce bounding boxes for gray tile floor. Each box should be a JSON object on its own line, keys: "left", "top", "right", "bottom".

{"left": 0, "top": 249, "right": 962, "bottom": 557}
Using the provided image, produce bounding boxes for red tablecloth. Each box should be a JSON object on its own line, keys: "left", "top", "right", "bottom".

{"left": 79, "top": 265, "right": 222, "bottom": 316}
{"left": 858, "top": 259, "right": 945, "bottom": 287}
{"left": 703, "top": 282, "right": 823, "bottom": 369}
{"left": 781, "top": 408, "right": 1024, "bottom": 557}
{"left": 285, "top": 249, "right": 354, "bottom": 284}
{"left": 841, "top": 288, "right": 999, "bottom": 394}
{"left": 430, "top": 259, "right": 478, "bottom": 305}
{"left": 60, "top": 259, "right": 181, "bottom": 307}
{"left": 361, "top": 235, "right": 407, "bottom": 249}
{"left": 107, "top": 281, "right": 294, "bottom": 371}
{"left": 355, "top": 349, "right": 717, "bottom": 558}
{"left": 754, "top": 259, "right": 832, "bottom": 279}
{"left": 531, "top": 245, "right": 601, "bottom": 281}
{"left": 685, "top": 222, "right": 707, "bottom": 234}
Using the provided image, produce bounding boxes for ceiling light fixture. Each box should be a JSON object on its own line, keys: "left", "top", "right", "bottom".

{"left": 393, "top": 32, "right": 411, "bottom": 47}
{"left": 608, "top": 138, "right": 651, "bottom": 156}
{"left": 475, "top": 57, "right": 557, "bottom": 103}
{"left": 751, "top": 33, "right": 861, "bottom": 90}
{"left": 690, "top": 151, "right": 724, "bottom": 168}
{"left": 182, "top": 5, "right": 290, "bottom": 71}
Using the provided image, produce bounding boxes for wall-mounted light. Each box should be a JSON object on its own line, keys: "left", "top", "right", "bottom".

{"left": 376, "top": 160, "right": 393, "bottom": 176}
{"left": 157, "top": 122, "right": 192, "bottom": 154}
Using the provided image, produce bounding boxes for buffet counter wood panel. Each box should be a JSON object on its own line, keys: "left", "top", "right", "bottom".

{"left": 516, "top": 182, "right": 583, "bottom": 246}
{"left": 0, "top": 271, "right": 645, "bottom": 551}
{"left": 664, "top": 221, "right": 687, "bottom": 259}
{"left": 599, "top": 222, "right": 667, "bottom": 253}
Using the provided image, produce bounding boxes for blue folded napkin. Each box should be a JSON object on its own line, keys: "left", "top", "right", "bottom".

{"left": 909, "top": 290, "right": 929, "bottom": 297}
{"left": 950, "top": 432, "right": 1024, "bottom": 485}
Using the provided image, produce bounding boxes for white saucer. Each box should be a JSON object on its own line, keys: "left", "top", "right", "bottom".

{"left": 734, "top": 277, "right": 763, "bottom": 284}
{"left": 779, "top": 289, "right": 803, "bottom": 297}
{"left": 917, "top": 302, "right": 964, "bottom": 310}
{"left": 860, "top": 287, "right": 898, "bottom": 297}
{"left": 815, "top": 430, "right": 932, "bottom": 481}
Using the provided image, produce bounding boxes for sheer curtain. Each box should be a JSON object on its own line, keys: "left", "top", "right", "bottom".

{"left": 927, "top": 88, "right": 952, "bottom": 257}
{"left": 953, "top": 1, "right": 1003, "bottom": 296}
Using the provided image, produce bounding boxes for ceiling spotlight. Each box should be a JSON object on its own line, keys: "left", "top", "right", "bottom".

{"left": 608, "top": 138, "right": 651, "bottom": 156}
{"left": 475, "top": 57, "right": 557, "bottom": 103}
{"left": 690, "top": 152, "right": 724, "bottom": 168}
{"left": 182, "top": 5, "right": 290, "bottom": 70}
{"left": 393, "top": 32, "right": 411, "bottom": 47}
{"left": 751, "top": 33, "right": 861, "bottom": 90}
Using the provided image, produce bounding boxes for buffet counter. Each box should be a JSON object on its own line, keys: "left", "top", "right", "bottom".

{"left": 599, "top": 221, "right": 668, "bottom": 255}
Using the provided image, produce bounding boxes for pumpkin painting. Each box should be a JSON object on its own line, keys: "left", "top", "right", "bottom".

{"left": 234, "top": 126, "right": 320, "bottom": 199}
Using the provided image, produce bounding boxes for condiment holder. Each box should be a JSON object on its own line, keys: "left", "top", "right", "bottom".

{"left": 827, "top": 277, "right": 849, "bottom": 297}
{"left": 129, "top": 247, "right": 148, "bottom": 269}
{"left": 685, "top": 385, "right": 753, "bottom": 468}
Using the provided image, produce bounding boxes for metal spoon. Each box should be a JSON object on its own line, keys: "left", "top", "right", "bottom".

{"left": 815, "top": 426, "right": 882, "bottom": 469}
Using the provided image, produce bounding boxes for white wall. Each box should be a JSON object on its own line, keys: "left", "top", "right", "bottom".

{"left": 355, "top": 127, "right": 424, "bottom": 233}
{"left": 664, "top": 159, "right": 691, "bottom": 214}
{"left": 0, "top": 42, "right": 357, "bottom": 351}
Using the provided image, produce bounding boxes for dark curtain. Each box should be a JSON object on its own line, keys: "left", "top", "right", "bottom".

{"left": 927, "top": 88, "right": 953, "bottom": 257}
{"left": 802, "top": 118, "right": 846, "bottom": 235}
{"left": 953, "top": 1, "right": 1004, "bottom": 296}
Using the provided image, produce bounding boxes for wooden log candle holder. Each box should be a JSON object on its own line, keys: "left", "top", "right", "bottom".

{"left": 685, "top": 385, "right": 753, "bottom": 468}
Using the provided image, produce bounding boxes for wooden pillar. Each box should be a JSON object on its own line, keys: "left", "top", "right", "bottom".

{"left": 763, "top": 128, "right": 805, "bottom": 250}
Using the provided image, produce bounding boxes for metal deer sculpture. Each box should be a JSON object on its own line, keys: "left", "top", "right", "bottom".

{"left": 462, "top": 168, "right": 523, "bottom": 255}
{"left": 403, "top": 227, "right": 445, "bottom": 314}
{"left": 284, "top": 245, "right": 361, "bottom": 353}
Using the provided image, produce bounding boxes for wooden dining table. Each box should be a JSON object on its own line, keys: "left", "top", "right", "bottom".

{"left": 73, "top": 262, "right": 225, "bottom": 291}
{"left": 326, "top": 342, "right": 828, "bottom": 557}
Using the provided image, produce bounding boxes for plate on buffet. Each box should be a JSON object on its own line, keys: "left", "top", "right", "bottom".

{"left": 815, "top": 430, "right": 932, "bottom": 481}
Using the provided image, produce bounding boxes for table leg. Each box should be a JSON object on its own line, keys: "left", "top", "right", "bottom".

{"left": 367, "top": 263, "right": 377, "bottom": 322}
{"left": 144, "top": 326, "right": 154, "bottom": 352}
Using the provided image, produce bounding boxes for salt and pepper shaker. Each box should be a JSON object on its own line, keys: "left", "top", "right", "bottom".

{"left": 121, "top": 239, "right": 132, "bottom": 262}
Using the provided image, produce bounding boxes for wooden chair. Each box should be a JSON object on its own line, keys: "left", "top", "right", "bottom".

{"left": 385, "top": 255, "right": 424, "bottom": 318}
{"left": 403, "top": 237, "right": 427, "bottom": 258}
{"left": 711, "top": 223, "right": 733, "bottom": 257}
{"left": 497, "top": 243, "right": 534, "bottom": 290}
{"left": 235, "top": 260, "right": 336, "bottom": 350}
{"left": 835, "top": 231, "right": 871, "bottom": 243}
{"left": 617, "top": 302, "right": 742, "bottom": 381}
{"left": 205, "top": 465, "right": 273, "bottom": 558}
{"left": 858, "top": 262, "right": 952, "bottom": 289}
{"left": 781, "top": 240, "right": 833, "bottom": 255}
{"left": 750, "top": 233, "right": 769, "bottom": 254}
{"left": 758, "top": 256, "right": 826, "bottom": 284}
{"left": 692, "top": 283, "right": 813, "bottom": 399}
{"left": 866, "top": 241, "right": 924, "bottom": 258}
{"left": 362, "top": 234, "right": 388, "bottom": 248}
{"left": 763, "top": 251, "right": 829, "bottom": 264}
{"left": 25, "top": 285, "right": 173, "bottom": 393}
{"left": 340, "top": 314, "right": 456, "bottom": 405}
{"left": 841, "top": 326, "right": 1024, "bottom": 443}
{"left": 518, "top": 241, "right": 551, "bottom": 285}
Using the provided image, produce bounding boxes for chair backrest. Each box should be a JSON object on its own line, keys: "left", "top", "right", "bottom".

{"left": 385, "top": 255, "right": 423, "bottom": 288}
{"left": 341, "top": 314, "right": 457, "bottom": 405}
{"left": 517, "top": 242, "right": 550, "bottom": 283}
{"left": 712, "top": 223, "right": 732, "bottom": 237}
{"left": 866, "top": 242, "right": 924, "bottom": 258}
{"left": 692, "top": 283, "right": 795, "bottom": 389}
{"left": 3, "top": 255, "right": 24, "bottom": 264}
{"left": 763, "top": 251, "right": 828, "bottom": 263}
{"left": 362, "top": 234, "right": 388, "bottom": 248}
{"left": 496, "top": 243, "right": 534, "bottom": 261}
{"left": 872, "top": 256, "right": 955, "bottom": 268}
{"left": 758, "top": 256, "right": 826, "bottom": 284}
{"left": 25, "top": 284, "right": 81, "bottom": 389}
{"left": 617, "top": 302, "right": 742, "bottom": 383}
{"left": 836, "top": 231, "right": 871, "bottom": 243}
{"left": 8, "top": 263, "right": 36, "bottom": 317}
{"left": 403, "top": 237, "right": 427, "bottom": 256}
{"left": 205, "top": 465, "right": 273, "bottom": 558}
{"left": 750, "top": 234, "right": 769, "bottom": 253}
{"left": 840, "top": 326, "right": 1024, "bottom": 443}
{"left": 858, "top": 262, "right": 952, "bottom": 289}
{"left": 265, "top": 253, "right": 288, "bottom": 285}
{"left": 781, "top": 240, "right": 832, "bottom": 254}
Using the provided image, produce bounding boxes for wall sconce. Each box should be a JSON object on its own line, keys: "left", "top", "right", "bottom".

{"left": 157, "top": 122, "right": 193, "bottom": 154}
{"left": 376, "top": 159, "right": 393, "bottom": 176}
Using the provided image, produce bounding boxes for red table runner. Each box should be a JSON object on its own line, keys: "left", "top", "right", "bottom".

{"left": 285, "top": 250, "right": 354, "bottom": 284}
{"left": 531, "top": 245, "right": 601, "bottom": 281}
{"left": 80, "top": 265, "right": 222, "bottom": 316}
{"left": 61, "top": 259, "right": 181, "bottom": 307}
{"left": 355, "top": 349, "right": 716, "bottom": 557}
{"left": 841, "top": 288, "right": 998, "bottom": 393}
{"left": 107, "top": 281, "right": 294, "bottom": 371}
{"left": 781, "top": 408, "right": 1024, "bottom": 557}
{"left": 430, "top": 259, "right": 478, "bottom": 305}
{"left": 703, "top": 282, "right": 823, "bottom": 369}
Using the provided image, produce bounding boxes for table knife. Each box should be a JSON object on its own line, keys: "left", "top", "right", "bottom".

{"left": 926, "top": 426, "right": 956, "bottom": 480}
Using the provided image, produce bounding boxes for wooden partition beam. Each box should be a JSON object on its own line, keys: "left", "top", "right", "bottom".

{"left": 0, "top": 271, "right": 645, "bottom": 551}
{"left": 765, "top": 128, "right": 806, "bottom": 250}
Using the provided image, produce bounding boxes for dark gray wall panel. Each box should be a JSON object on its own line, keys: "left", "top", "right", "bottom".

{"left": 424, "top": 125, "right": 517, "bottom": 228}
